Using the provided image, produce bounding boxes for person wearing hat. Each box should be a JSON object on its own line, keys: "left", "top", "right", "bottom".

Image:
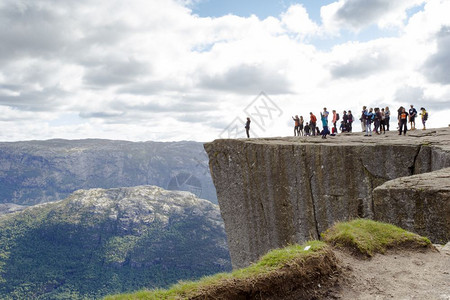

{"left": 420, "top": 107, "right": 428, "bottom": 130}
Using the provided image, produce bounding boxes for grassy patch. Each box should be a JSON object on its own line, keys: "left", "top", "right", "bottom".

{"left": 104, "top": 240, "right": 329, "bottom": 300}
{"left": 106, "top": 219, "right": 434, "bottom": 299}
{"left": 321, "top": 219, "right": 432, "bottom": 257}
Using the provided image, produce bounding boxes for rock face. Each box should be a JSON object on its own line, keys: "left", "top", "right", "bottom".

{"left": 0, "top": 139, "right": 217, "bottom": 205}
{"left": 0, "top": 185, "right": 231, "bottom": 299}
{"left": 373, "top": 167, "right": 450, "bottom": 244}
{"left": 205, "top": 128, "right": 450, "bottom": 269}
{"left": 0, "top": 203, "right": 26, "bottom": 215}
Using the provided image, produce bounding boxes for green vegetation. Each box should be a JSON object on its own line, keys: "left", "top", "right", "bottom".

{"left": 321, "top": 218, "right": 432, "bottom": 256}
{"left": 104, "top": 240, "right": 327, "bottom": 300}
{"left": 0, "top": 191, "right": 231, "bottom": 299}
{"left": 105, "top": 219, "right": 435, "bottom": 300}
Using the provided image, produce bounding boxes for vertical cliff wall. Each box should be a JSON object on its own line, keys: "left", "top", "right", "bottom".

{"left": 205, "top": 128, "right": 450, "bottom": 269}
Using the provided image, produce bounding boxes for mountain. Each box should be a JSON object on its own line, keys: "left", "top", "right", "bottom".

{"left": 0, "top": 185, "right": 231, "bottom": 299}
{"left": 0, "top": 139, "right": 216, "bottom": 206}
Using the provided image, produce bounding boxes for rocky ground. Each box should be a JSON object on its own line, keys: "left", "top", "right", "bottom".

{"left": 328, "top": 243, "right": 450, "bottom": 300}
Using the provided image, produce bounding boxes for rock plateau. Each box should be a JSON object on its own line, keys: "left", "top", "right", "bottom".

{"left": 205, "top": 127, "right": 450, "bottom": 268}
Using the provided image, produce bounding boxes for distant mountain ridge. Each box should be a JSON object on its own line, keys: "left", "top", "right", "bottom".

{"left": 0, "top": 139, "right": 216, "bottom": 206}
{"left": 0, "top": 185, "right": 231, "bottom": 299}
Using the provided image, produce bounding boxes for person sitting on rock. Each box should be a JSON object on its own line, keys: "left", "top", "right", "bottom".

{"left": 304, "top": 122, "right": 311, "bottom": 136}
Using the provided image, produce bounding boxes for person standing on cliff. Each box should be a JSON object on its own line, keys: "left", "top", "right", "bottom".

{"left": 399, "top": 107, "right": 408, "bottom": 135}
{"left": 361, "top": 106, "right": 367, "bottom": 132}
{"left": 332, "top": 109, "right": 338, "bottom": 132}
{"left": 364, "top": 108, "right": 374, "bottom": 136}
{"left": 409, "top": 105, "right": 417, "bottom": 130}
{"left": 380, "top": 108, "right": 386, "bottom": 134}
{"left": 385, "top": 106, "right": 390, "bottom": 131}
{"left": 299, "top": 116, "right": 304, "bottom": 136}
{"left": 292, "top": 115, "right": 300, "bottom": 136}
{"left": 342, "top": 111, "right": 348, "bottom": 132}
{"left": 310, "top": 112, "right": 317, "bottom": 136}
{"left": 420, "top": 107, "right": 428, "bottom": 130}
{"left": 322, "top": 107, "right": 329, "bottom": 122}
{"left": 374, "top": 107, "right": 381, "bottom": 135}
{"left": 348, "top": 110, "right": 353, "bottom": 132}
{"left": 397, "top": 106, "right": 405, "bottom": 129}
{"left": 245, "top": 117, "right": 251, "bottom": 138}
{"left": 320, "top": 110, "right": 329, "bottom": 139}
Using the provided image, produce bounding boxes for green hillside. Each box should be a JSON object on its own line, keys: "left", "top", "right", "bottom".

{"left": 105, "top": 219, "right": 432, "bottom": 300}
{"left": 0, "top": 186, "right": 231, "bottom": 299}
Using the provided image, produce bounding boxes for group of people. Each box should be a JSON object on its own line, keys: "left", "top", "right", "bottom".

{"left": 244, "top": 104, "right": 429, "bottom": 139}
{"left": 292, "top": 108, "right": 354, "bottom": 139}
{"left": 360, "top": 104, "right": 428, "bottom": 136}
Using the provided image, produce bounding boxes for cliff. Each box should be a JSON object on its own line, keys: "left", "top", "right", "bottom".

{"left": 0, "top": 185, "right": 230, "bottom": 299}
{"left": 205, "top": 127, "right": 450, "bottom": 269}
{"left": 0, "top": 139, "right": 217, "bottom": 205}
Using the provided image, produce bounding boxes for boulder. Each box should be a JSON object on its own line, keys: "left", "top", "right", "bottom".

{"left": 373, "top": 167, "right": 450, "bottom": 244}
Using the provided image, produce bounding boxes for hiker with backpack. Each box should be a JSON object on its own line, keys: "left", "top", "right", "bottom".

{"left": 409, "top": 105, "right": 417, "bottom": 130}
{"left": 397, "top": 106, "right": 404, "bottom": 129}
{"left": 332, "top": 110, "right": 339, "bottom": 132}
{"left": 310, "top": 112, "right": 317, "bottom": 136}
{"left": 364, "top": 108, "right": 374, "bottom": 136}
{"left": 360, "top": 106, "right": 367, "bottom": 133}
{"left": 420, "top": 107, "right": 428, "bottom": 130}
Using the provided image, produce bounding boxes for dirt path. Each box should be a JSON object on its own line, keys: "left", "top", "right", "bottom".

{"left": 327, "top": 244, "right": 450, "bottom": 300}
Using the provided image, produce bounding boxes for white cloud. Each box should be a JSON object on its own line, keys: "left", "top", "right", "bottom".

{"left": 321, "top": 0, "right": 426, "bottom": 32}
{"left": 0, "top": 0, "right": 449, "bottom": 142}
{"left": 281, "top": 4, "right": 319, "bottom": 38}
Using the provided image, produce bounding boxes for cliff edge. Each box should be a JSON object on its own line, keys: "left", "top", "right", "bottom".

{"left": 205, "top": 127, "right": 450, "bottom": 269}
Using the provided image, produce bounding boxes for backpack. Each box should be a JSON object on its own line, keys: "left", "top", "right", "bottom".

{"left": 336, "top": 113, "right": 340, "bottom": 121}
{"left": 424, "top": 112, "right": 428, "bottom": 121}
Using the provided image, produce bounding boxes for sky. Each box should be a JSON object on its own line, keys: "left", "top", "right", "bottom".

{"left": 1, "top": 0, "right": 449, "bottom": 142}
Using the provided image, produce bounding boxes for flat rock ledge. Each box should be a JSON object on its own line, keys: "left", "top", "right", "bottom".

{"left": 205, "top": 127, "right": 450, "bottom": 269}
